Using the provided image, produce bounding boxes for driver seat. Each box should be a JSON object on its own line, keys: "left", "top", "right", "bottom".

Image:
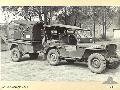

{"left": 60, "top": 34, "right": 77, "bottom": 45}
{"left": 68, "top": 35, "right": 77, "bottom": 45}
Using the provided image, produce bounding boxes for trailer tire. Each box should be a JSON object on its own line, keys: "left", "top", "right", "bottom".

{"left": 11, "top": 47, "right": 22, "bottom": 62}
{"left": 88, "top": 53, "right": 106, "bottom": 74}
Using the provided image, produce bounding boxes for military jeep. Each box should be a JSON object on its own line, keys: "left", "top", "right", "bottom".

{"left": 9, "top": 21, "right": 119, "bottom": 74}
{"left": 44, "top": 24, "right": 119, "bottom": 73}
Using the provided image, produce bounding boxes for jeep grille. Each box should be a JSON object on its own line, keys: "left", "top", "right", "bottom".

{"left": 106, "top": 44, "right": 117, "bottom": 57}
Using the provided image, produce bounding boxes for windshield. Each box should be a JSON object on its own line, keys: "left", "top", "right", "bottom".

{"left": 75, "top": 30, "right": 92, "bottom": 38}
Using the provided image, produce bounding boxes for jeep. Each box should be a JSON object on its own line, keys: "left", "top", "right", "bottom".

{"left": 44, "top": 24, "right": 120, "bottom": 73}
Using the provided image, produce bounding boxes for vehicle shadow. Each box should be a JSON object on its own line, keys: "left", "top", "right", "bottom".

{"left": 19, "top": 57, "right": 120, "bottom": 74}
{"left": 59, "top": 61, "right": 88, "bottom": 68}
{"left": 60, "top": 61, "right": 120, "bottom": 74}
{"left": 20, "top": 57, "right": 88, "bottom": 68}
{"left": 19, "top": 56, "right": 45, "bottom": 62}
{"left": 105, "top": 62, "right": 120, "bottom": 74}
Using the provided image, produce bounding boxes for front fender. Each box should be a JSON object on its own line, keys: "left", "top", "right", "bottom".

{"left": 10, "top": 43, "right": 18, "bottom": 50}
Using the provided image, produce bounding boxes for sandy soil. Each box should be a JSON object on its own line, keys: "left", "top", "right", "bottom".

{"left": 1, "top": 49, "right": 120, "bottom": 81}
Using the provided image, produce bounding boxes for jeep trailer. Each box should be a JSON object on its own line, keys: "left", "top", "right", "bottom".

{"left": 9, "top": 20, "right": 44, "bottom": 60}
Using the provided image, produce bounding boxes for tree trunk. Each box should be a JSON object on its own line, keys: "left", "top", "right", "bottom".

{"left": 49, "top": 10, "right": 52, "bottom": 25}
{"left": 102, "top": 7, "right": 106, "bottom": 39}
{"left": 74, "top": 14, "right": 77, "bottom": 26}
{"left": 104, "top": 8, "right": 107, "bottom": 39}
{"left": 93, "top": 18, "right": 95, "bottom": 43}
{"left": 38, "top": 13, "right": 42, "bottom": 21}
{"left": 44, "top": 13, "right": 48, "bottom": 24}
{"left": 64, "top": 7, "right": 67, "bottom": 25}
{"left": 43, "top": 7, "right": 48, "bottom": 25}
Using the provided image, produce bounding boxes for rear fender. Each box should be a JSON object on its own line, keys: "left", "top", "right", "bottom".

{"left": 10, "top": 43, "right": 25, "bottom": 55}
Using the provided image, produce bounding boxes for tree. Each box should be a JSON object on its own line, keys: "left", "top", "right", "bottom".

{"left": 1, "top": 6, "right": 34, "bottom": 21}
{"left": 41, "top": 6, "right": 64, "bottom": 24}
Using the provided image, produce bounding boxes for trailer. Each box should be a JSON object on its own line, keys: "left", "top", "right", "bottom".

{"left": 9, "top": 20, "right": 44, "bottom": 61}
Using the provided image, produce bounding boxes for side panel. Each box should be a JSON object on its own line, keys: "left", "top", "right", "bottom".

{"left": 59, "top": 47, "right": 69, "bottom": 57}
{"left": 68, "top": 45, "right": 85, "bottom": 58}
{"left": 10, "top": 41, "right": 44, "bottom": 54}
{"left": 59, "top": 45, "right": 86, "bottom": 58}
{"left": 18, "top": 43, "right": 34, "bottom": 54}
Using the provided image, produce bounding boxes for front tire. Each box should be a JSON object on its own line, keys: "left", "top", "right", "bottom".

{"left": 47, "top": 49, "right": 60, "bottom": 66}
{"left": 88, "top": 53, "right": 106, "bottom": 74}
{"left": 11, "top": 47, "right": 22, "bottom": 62}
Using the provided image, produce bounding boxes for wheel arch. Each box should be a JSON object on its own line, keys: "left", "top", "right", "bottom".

{"left": 10, "top": 44, "right": 18, "bottom": 50}
{"left": 83, "top": 48, "right": 107, "bottom": 60}
{"left": 45, "top": 46, "right": 59, "bottom": 55}
{"left": 87, "top": 53, "right": 107, "bottom": 73}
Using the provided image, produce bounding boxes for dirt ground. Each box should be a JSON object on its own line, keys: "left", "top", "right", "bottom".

{"left": 1, "top": 40, "right": 120, "bottom": 81}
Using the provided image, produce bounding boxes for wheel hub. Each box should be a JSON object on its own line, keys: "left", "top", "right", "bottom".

{"left": 91, "top": 58, "right": 101, "bottom": 68}
{"left": 50, "top": 53, "right": 57, "bottom": 61}
{"left": 13, "top": 51, "right": 19, "bottom": 58}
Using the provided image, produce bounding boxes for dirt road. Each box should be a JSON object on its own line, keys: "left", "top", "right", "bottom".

{"left": 1, "top": 50, "right": 120, "bottom": 81}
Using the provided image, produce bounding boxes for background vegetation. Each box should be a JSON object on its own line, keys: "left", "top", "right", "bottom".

{"left": 0, "top": 6, "right": 120, "bottom": 51}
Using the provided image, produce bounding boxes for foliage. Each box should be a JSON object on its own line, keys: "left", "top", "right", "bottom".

{"left": 1, "top": 6, "right": 120, "bottom": 40}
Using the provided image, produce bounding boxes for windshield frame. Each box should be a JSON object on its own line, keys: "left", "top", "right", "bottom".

{"left": 74, "top": 29, "right": 92, "bottom": 38}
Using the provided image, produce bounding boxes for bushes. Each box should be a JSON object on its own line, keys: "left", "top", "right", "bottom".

{"left": 0, "top": 38, "right": 8, "bottom": 51}
{"left": 1, "top": 43, "right": 8, "bottom": 51}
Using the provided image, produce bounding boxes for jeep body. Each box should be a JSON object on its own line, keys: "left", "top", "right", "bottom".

{"left": 44, "top": 24, "right": 119, "bottom": 73}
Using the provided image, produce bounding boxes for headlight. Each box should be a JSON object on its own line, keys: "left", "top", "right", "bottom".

{"left": 90, "top": 39, "right": 93, "bottom": 42}
{"left": 101, "top": 45, "right": 106, "bottom": 48}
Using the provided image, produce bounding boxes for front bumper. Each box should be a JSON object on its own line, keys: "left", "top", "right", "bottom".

{"left": 106, "top": 57, "right": 120, "bottom": 63}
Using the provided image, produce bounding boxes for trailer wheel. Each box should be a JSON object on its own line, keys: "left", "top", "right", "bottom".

{"left": 47, "top": 49, "right": 60, "bottom": 66}
{"left": 88, "top": 53, "right": 106, "bottom": 74}
{"left": 107, "top": 61, "right": 120, "bottom": 69}
{"left": 11, "top": 47, "right": 22, "bottom": 62}
{"left": 29, "top": 53, "right": 39, "bottom": 59}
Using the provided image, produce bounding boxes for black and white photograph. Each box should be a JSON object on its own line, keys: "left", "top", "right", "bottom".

{"left": 0, "top": 6, "right": 120, "bottom": 81}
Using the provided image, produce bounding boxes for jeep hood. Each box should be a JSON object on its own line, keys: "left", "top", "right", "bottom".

{"left": 77, "top": 42, "right": 116, "bottom": 50}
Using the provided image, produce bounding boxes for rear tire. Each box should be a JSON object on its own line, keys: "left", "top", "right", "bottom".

{"left": 47, "top": 49, "right": 60, "bottom": 66}
{"left": 11, "top": 47, "right": 22, "bottom": 62}
{"left": 88, "top": 53, "right": 106, "bottom": 74}
{"left": 29, "top": 53, "right": 39, "bottom": 59}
